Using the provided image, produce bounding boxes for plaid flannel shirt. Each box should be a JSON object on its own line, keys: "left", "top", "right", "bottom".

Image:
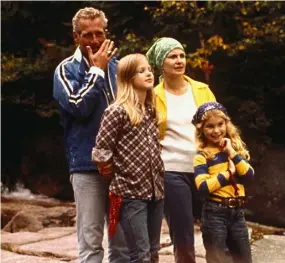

{"left": 92, "top": 104, "right": 164, "bottom": 200}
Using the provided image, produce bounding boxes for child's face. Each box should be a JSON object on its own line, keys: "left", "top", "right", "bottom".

{"left": 132, "top": 57, "right": 154, "bottom": 91}
{"left": 202, "top": 115, "right": 227, "bottom": 147}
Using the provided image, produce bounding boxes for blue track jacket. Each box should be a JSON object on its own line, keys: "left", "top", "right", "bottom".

{"left": 53, "top": 47, "right": 117, "bottom": 173}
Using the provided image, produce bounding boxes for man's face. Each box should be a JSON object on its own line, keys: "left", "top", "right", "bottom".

{"left": 73, "top": 17, "right": 106, "bottom": 57}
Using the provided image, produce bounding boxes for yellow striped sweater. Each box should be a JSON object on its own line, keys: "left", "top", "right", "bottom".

{"left": 193, "top": 147, "right": 254, "bottom": 198}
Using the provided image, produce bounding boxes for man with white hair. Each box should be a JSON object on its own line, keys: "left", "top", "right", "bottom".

{"left": 53, "top": 7, "right": 129, "bottom": 263}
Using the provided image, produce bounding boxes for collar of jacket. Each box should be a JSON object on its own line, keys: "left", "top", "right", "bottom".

{"left": 154, "top": 75, "right": 210, "bottom": 140}
{"left": 73, "top": 47, "right": 90, "bottom": 77}
{"left": 155, "top": 75, "right": 209, "bottom": 106}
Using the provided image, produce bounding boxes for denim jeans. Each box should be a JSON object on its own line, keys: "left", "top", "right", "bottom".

{"left": 164, "top": 171, "right": 200, "bottom": 263}
{"left": 119, "top": 198, "right": 164, "bottom": 263}
{"left": 71, "top": 172, "right": 129, "bottom": 263}
{"left": 201, "top": 200, "right": 252, "bottom": 263}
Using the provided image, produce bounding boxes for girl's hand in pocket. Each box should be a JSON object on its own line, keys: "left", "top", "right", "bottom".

{"left": 98, "top": 163, "right": 113, "bottom": 177}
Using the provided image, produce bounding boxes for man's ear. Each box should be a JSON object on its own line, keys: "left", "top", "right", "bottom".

{"left": 73, "top": 31, "right": 79, "bottom": 44}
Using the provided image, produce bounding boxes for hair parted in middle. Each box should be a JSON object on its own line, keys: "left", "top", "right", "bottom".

{"left": 194, "top": 109, "right": 250, "bottom": 160}
{"left": 113, "top": 53, "right": 160, "bottom": 126}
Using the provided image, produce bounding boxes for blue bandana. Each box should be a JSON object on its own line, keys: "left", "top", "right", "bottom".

{"left": 192, "top": 102, "right": 228, "bottom": 125}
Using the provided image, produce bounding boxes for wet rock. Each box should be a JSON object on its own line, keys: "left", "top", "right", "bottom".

{"left": 16, "top": 232, "right": 79, "bottom": 261}
{"left": 1, "top": 197, "right": 75, "bottom": 231}
{"left": 1, "top": 195, "right": 284, "bottom": 263}
{"left": 1, "top": 227, "right": 76, "bottom": 246}
{"left": 1, "top": 208, "right": 17, "bottom": 231}
{"left": 3, "top": 211, "right": 44, "bottom": 232}
{"left": 2, "top": 224, "right": 285, "bottom": 263}
{"left": 1, "top": 250, "right": 69, "bottom": 263}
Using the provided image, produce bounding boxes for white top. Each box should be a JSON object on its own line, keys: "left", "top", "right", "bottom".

{"left": 160, "top": 84, "right": 197, "bottom": 172}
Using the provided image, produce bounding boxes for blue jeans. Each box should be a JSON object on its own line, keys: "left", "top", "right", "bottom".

{"left": 71, "top": 172, "right": 129, "bottom": 263}
{"left": 164, "top": 171, "right": 200, "bottom": 263}
{"left": 119, "top": 198, "right": 164, "bottom": 263}
{"left": 201, "top": 200, "right": 252, "bottom": 263}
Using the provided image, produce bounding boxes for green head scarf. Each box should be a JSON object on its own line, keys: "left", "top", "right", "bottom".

{"left": 146, "top": 37, "right": 184, "bottom": 71}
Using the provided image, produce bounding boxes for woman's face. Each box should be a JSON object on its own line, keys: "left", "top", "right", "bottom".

{"left": 162, "top": 48, "right": 186, "bottom": 77}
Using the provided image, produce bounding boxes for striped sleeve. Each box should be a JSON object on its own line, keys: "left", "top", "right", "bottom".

{"left": 193, "top": 154, "right": 229, "bottom": 196}
{"left": 53, "top": 58, "right": 106, "bottom": 118}
{"left": 232, "top": 154, "right": 254, "bottom": 180}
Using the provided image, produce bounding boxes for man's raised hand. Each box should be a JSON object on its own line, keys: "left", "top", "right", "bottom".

{"left": 87, "top": 39, "right": 118, "bottom": 70}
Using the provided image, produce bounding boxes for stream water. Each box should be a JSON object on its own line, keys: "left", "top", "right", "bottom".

{"left": 1, "top": 182, "right": 53, "bottom": 201}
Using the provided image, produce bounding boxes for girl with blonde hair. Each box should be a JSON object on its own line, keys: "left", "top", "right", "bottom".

{"left": 192, "top": 102, "right": 254, "bottom": 263}
{"left": 92, "top": 53, "right": 164, "bottom": 263}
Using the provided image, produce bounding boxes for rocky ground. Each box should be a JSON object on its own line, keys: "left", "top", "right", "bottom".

{"left": 1, "top": 196, "right": 285, "bottom": 263}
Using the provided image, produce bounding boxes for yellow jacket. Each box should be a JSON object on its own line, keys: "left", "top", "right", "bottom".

{"left": 155, "top": 75, "right": 216, "bottom": 139}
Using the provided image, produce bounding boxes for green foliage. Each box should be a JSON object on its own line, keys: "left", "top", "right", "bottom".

{"left": 1, "top": 54, "right": 34, "bottom": 83}
{"left": 145, "top": 1, "right": 285, "bottom": 69}
{"left": 1, "top": 1, "right": 285, "bottom": 151}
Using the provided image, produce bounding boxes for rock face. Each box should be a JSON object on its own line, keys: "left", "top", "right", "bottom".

{"left": 245, "top": 145, "right": 285, "bottom": 228}
{"left": 1, "top": 103, "right": 73, "bottom": 200}
{"left": 1, "top": 197, "right": 76, "bottom": 232}
{"left": 1, "top": 196, "right": 285, "bottom": 263}
{"left": 251, "top": 235, "right": 285, "bottom": 263}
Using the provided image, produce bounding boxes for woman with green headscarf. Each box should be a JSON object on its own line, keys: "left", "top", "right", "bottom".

{"left": 147, "top": 37, "right": 216, "bottom": 263}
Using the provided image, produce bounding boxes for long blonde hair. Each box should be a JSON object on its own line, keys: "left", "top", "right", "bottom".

{"left": 195, "top": 109, "right": 250, "bottom": 160}
{"left": 113, "top": 53, "right": 159, "bottom": 126}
